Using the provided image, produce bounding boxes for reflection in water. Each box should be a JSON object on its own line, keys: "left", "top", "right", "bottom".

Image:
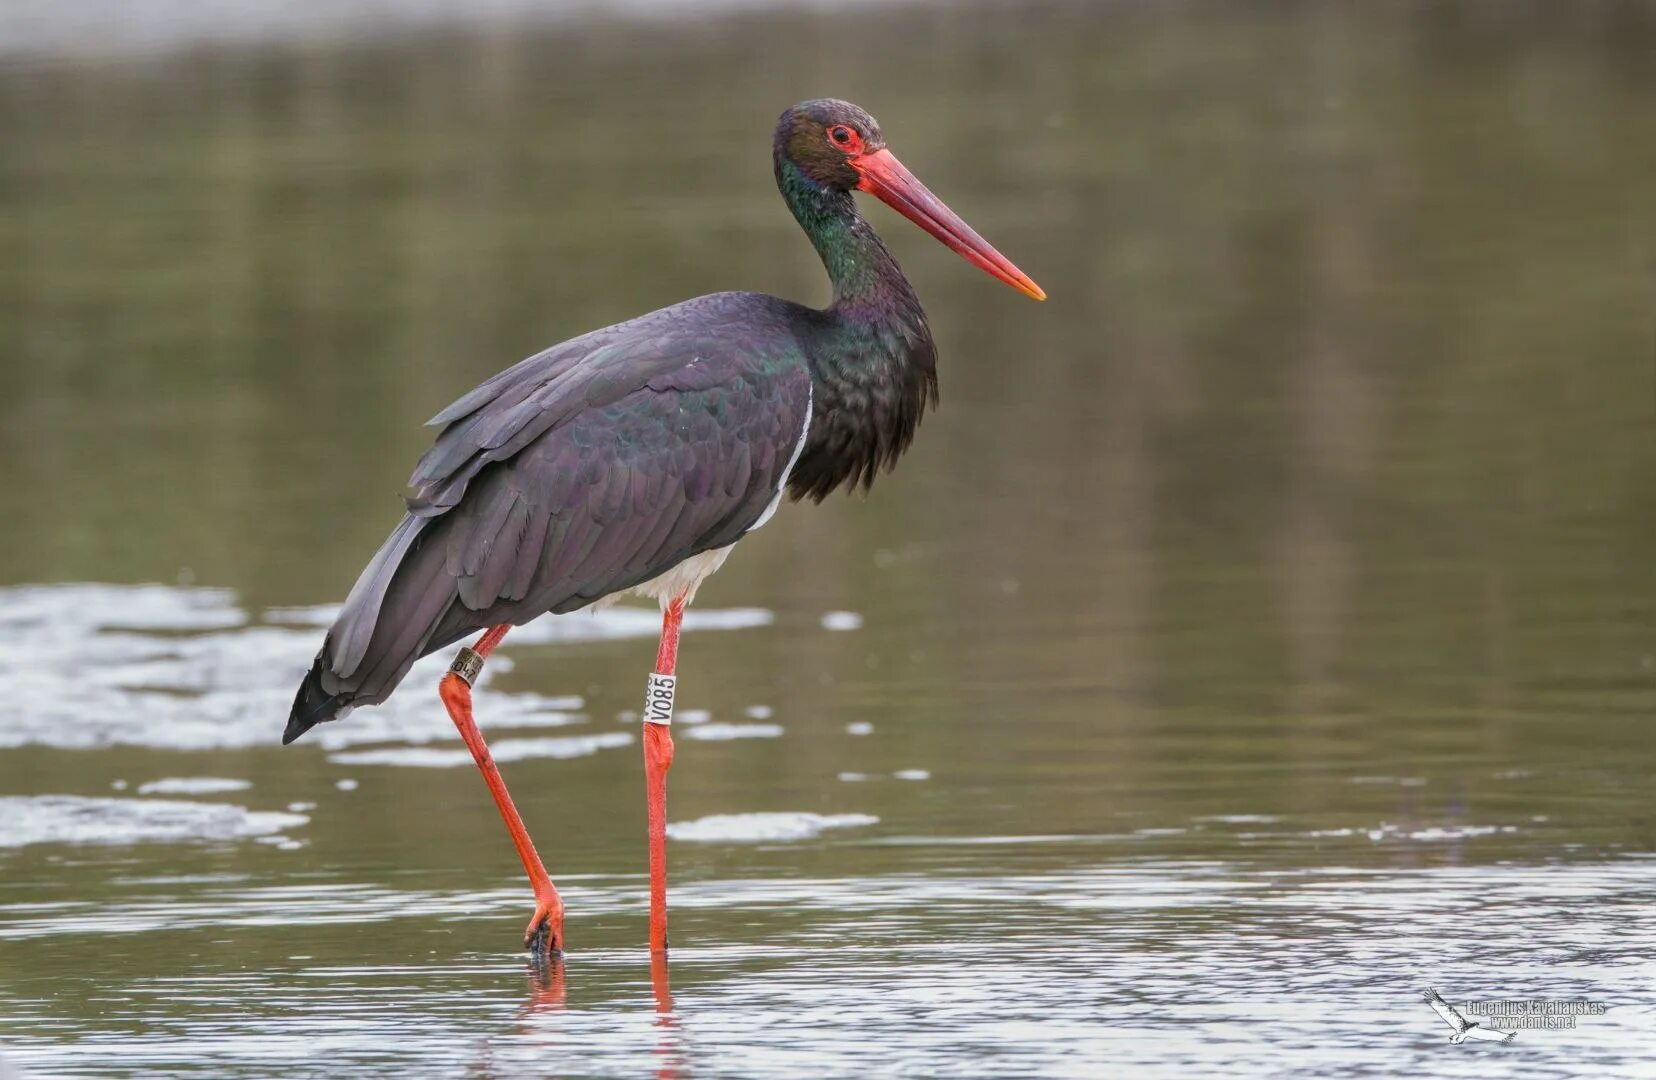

{"left": 4, "top": 857, "right": 1655, "bottom": 1076}
{"left": 510, "top": 950, "right": 682, "bottom": 1079}
{"left": 524, "top": 953, "right": 567, "bottom": 1014}
{"left": 0, "top": 0, "right": 1652, "bottom": 1077}
{"left": 649, "top": 953, "right": 682, "bottom": 1080}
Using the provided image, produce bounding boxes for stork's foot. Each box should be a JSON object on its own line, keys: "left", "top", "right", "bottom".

{"left": 524, "top": 892, "right": 565, "bottom": 957}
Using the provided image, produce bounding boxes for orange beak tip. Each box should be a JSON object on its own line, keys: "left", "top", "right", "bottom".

{"left": 855, "top": 148, "right": 1047, "bottom": 305}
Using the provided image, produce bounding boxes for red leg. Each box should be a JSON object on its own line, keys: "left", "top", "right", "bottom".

{"left": 439, "top": 623, "right": 565, "bottom": 954}
{"left": 643, "top": 594, "right": 685, "bottom": 954}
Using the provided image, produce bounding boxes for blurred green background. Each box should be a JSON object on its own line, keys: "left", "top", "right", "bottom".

{"left": 0, "top": 2, "right": 1652, "bottom": 1076}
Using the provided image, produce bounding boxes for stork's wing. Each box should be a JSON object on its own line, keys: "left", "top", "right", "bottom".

{"left": 426, "top": 342, "right": 811, "bottom": 624}
{"left": 290, "top": 293, "right": 814, "bottom": 739}
{"left": 1463, "top": 1025, "right": 1516, "bottom": 1043}
{"left": 1423, "top": 989, "right": 1470, "bottom": 1032}
{"left": 408, "top": 294, "right": 801, "bottom": 516}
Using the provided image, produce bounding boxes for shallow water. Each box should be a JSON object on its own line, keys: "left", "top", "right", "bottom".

{"left": 1, "top": 1, "right": 1653, "bottom": 1076}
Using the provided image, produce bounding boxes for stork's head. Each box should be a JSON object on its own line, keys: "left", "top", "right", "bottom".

{"left": 774, "top": 98, "right": 1045, "bottom": 301}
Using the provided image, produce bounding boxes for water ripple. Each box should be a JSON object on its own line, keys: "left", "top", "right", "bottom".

{"left": 0, "top": 796, "right": 306, "bottom": 851}
{"left": 0, "top": 582, "right": 769, "bottom": 753}
{"left": 2, "top": 858, "right": 1652, "bottom": 1077}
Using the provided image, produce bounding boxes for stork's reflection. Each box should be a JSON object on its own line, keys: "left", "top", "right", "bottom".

{"left": 516, "top": 950, "right": 684, "bottom": 1079}
{"left": 649, "top": 951, "right": 683, "bottom": 1079}
{"left": 523, "top": 952, "right": 568, "bottom": 1013}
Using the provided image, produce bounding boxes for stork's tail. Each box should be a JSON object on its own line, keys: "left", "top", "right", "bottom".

{"left": 284, "top": 654, "right": 348, "bottom": 744}
{"left": 279, "top": 511, "right": 462, "bottom": 746}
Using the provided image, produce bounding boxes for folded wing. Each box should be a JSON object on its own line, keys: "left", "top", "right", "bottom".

{"left": 286, "top": 294, "right": 813, "bottom": 743}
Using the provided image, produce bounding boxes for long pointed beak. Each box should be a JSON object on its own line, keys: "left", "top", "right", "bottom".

{"left": 853, "top": 148, "right": 1046, "bottom": 301}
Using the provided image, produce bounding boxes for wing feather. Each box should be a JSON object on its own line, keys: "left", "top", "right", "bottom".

{"left": 290, "top": 292, "right": 814, "bottom": 740}
{"left": 330, "top": 514, "right": 426, "bottom": 680}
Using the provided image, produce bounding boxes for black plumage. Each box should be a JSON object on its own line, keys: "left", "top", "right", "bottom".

{"left": 285, "top": 296, "right": 815, "bottom": 744}
{"left": 284, "top": 97, "right": 1041, "bottom": 747}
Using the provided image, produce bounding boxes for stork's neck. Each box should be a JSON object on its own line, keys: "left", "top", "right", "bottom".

{"left": 777, "top": 159, "right": 918, "bottom": 309}
{"left": 775, "top": 159, "right": 939, "bottom": 501}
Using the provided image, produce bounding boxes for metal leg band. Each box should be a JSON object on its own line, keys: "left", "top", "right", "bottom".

{"left": 449, "top": 646, "right": 485, "bottom": 687}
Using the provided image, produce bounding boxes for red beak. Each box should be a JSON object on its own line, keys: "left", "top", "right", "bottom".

{"left": 853, "top": 148, "right": 1046, "bottom": 302}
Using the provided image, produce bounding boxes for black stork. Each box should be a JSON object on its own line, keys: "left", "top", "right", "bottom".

{"left": 284, "top": 99, "right": 1044, "bottom": 957}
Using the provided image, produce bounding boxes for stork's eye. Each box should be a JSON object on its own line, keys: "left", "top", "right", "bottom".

{"left": 827, "top": 125, "right": 862, "bottom": 154}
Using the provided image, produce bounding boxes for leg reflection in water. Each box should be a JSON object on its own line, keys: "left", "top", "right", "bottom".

{"left": 524, "top": 952, "right": 568, "bottom": 1014}
{"left": 512, "top": 951, "right": 684, "bottom": 1080}
{"left": 650, "top": 951, "right": 683, "bottom": 1080}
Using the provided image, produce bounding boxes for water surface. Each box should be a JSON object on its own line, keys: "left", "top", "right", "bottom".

{"left": 1, "top": 2, "right": 1652, "bottom": 1076}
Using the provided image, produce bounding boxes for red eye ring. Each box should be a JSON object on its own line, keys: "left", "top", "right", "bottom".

{"left": 826, "top": 125, "right": 863, "bottom": 155}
